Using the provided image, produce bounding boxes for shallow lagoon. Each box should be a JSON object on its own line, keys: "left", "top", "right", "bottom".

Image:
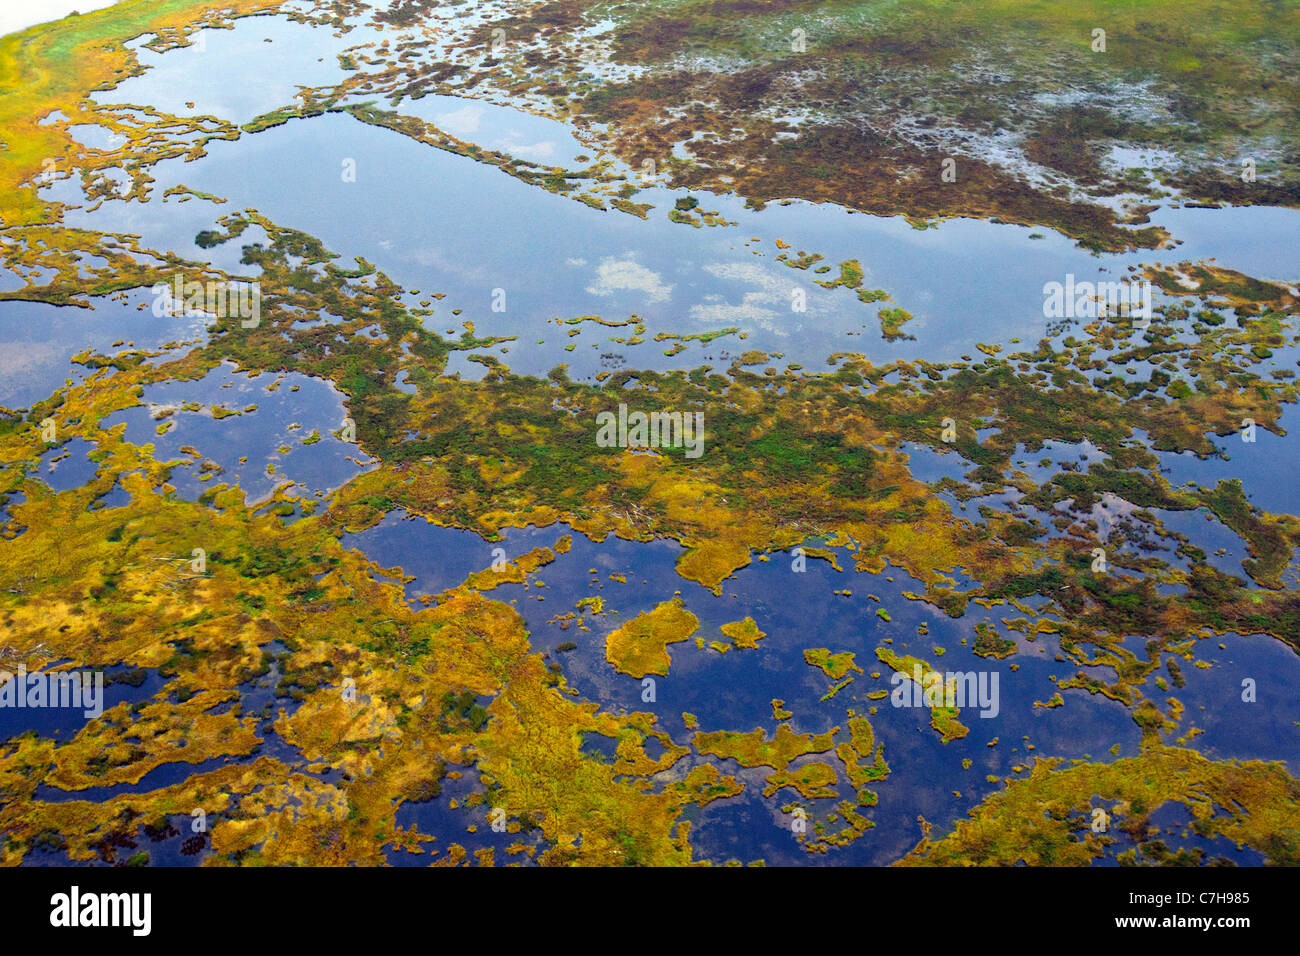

{"left": 42, "top": 13, "right": 1296, "bottom": 384}
{"left": 342, "top": 516, "right": 1299, "bottom": 864}
{"left": 101, "top": 362, "right": 370, "bottom": 505}
{"left": 58, "top": 103, "right": 1300, "bottom": 384}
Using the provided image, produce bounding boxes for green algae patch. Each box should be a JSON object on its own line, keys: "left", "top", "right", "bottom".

{"left": 463, "top": 544, "right": 559, "bottom": 592}
{"left": 972, "top": 622, "right": 1017, "bottom": 659}
{"left": 694, "top": 723, "right": 838, "bottom": 772}
{"left": 604, "top": 597, "right": 699, "bottom": 677}
{"left": 720, "top": 616, "right": 766, "bottom": 649}
{"left": 838, "top": 716, "right": 890, "bottom": 795}
{"left": 815, "top": 259, "right": 865, "bottom": 290}
{"left": 820, "top": 677, "right": 855, "bottom": 701}
{"left": 878, "top": 308, "right": 915, "bottom": 342}
{"left": 804, "top": 648, "right": 862, "bottom": 680}
{"left": 764, "top": 761, "right": 839, "bottom": 800}
{"left": 900, "top": 748, "right": 1300, "bottom": 866}
{"left": 876, "top": 648, "right": 970, "bottom": 744}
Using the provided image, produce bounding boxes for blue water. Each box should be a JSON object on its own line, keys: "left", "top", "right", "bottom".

{"left": 100, "top": 362, "right": 370, "bottom": 505}
{"left": 0, "top": 665, "right": 166, "bottom": 743}
{"left": 35, "top": 8, "right": 1296, "bottom": 387}
{"left": 0, "top": 290, "right": 212, "bottom": 411}
{"left": 346, "top": 520, "right": 1188, "bottom": 863}
{"left": 35, "top": 437, "right": 99, "bottom": 491}
{"left": 341, "top": 511, "right": 501, "bottom": 595}
{"left": 24, "top": 649, "right": 344, "bottom": 871}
